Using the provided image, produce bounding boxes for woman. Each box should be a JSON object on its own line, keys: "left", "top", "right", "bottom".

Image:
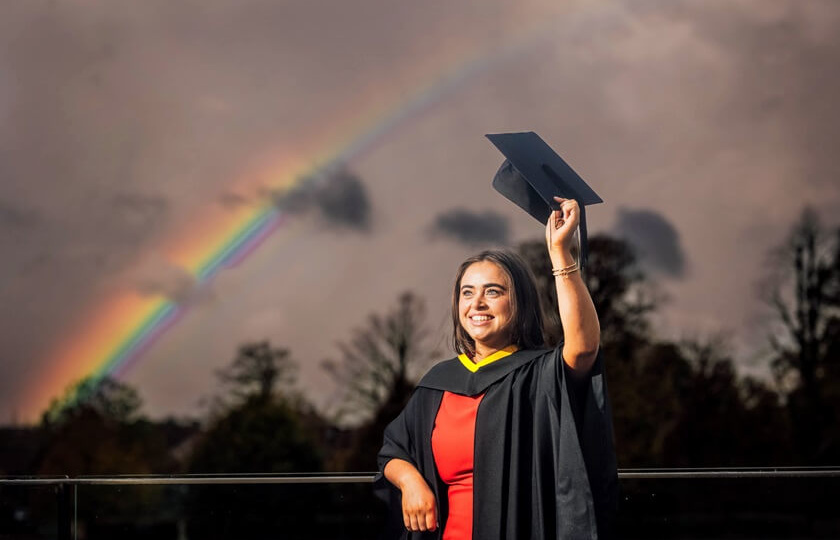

{"left": 375, "top": 197, "right": 618, "bottom": 539}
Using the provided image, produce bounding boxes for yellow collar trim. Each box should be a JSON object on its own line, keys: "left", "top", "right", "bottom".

{"left": 458, "top": 346, "right": 519, "bottom": 373}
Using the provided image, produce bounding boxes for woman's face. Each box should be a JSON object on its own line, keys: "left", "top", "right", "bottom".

{"left": 458, "top": 260, "right": 514, "bottom": 353}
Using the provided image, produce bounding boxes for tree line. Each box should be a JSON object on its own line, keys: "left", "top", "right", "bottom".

{"left": 1, "top": 207, "right": 838, "bottom": 538}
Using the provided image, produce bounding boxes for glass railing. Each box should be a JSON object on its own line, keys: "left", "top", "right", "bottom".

{"left": 2, "top": 469, "right": 839, "bottom": 539}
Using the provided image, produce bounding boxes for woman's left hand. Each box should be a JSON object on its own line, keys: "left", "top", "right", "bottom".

{"left": 544, "top": 196, "right": 580, "bottom": 258}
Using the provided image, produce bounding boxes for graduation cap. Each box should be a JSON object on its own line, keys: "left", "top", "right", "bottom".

{"left": 485, "top": 131, "right": 603, "bottom": 270}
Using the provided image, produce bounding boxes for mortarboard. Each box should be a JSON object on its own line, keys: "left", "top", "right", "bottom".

{"left": 485, "top": 131, "right": 603, "bottom": 270}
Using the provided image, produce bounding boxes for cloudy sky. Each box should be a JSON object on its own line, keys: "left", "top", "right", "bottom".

{"left": 1, "top": 0, "right": 838, "bottom": 422}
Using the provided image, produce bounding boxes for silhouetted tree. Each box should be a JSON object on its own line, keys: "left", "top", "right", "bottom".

{"left": 190, "top": 340, "right": 322, "bottom": 473}
{"left": 762, "top": 208, "right": 840, "bottom": 463}
{"left": 322, "top": 291, "right": 437, "bottom": 469}
{"left": 37, "top": 376, "right": 171, "bottom": 475}
{"left": 186, "top": 341, "right": 326, "bottom": 539}
{"left": 41, "top": 376, "right": 142, "bottom": 427}
{"left": 613, "top": 340, "right": 692, "bottom": 466}
{"left": 216, "top": 340, "right": 297, "bottom": 405}
{"left": 520, "top": 235, "right": 791, "bottom": 468}
{"left": 34, "top": 377, "right": 175, "bottom": 535}
{"left": 661, "top": 338, "right": 790, "bottom": 467}
{"left": 323, "top": 291, "right": 436, "bottom": 423}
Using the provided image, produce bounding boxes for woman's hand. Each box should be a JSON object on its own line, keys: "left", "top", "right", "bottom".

{"left": 544, "top": 196, "right": 580, "bottom": 261}
{"left": 384, "top": 458, "right": 438, "bottom": 532}
{"left": 400, "top": 475, "right": 438, "bottom": 532}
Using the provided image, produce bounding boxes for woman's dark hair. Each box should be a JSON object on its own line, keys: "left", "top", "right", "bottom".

{"left": 451, "top": 250, "right": 546, "bottom": 357}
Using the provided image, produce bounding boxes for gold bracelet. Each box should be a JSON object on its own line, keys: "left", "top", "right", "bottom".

{"left": 552, "top": 263, "right": 579, "bottom": 277}
{"left": 553, "top": 266, "right": 579, "bottom": 277}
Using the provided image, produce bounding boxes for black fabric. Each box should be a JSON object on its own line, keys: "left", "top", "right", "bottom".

{"left": 374, "top": 347, "right": 618, "bottom": 540}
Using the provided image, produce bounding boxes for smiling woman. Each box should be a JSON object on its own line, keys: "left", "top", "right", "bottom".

{"left": 375, "top": 199, "right": 619, "bottom": 540}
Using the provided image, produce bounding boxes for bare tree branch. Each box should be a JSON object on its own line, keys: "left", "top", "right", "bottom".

{"left": 322, "top": 291, "right": 437, "bottom": 425}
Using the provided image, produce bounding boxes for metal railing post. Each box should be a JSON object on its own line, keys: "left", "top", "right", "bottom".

{"left": 56, "top": 482, "right": 72, "bottom": 540}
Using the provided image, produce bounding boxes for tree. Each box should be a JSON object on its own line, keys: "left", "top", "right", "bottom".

{"left": 322, "top": 291, "right": 437, "bottom": 469}
{"left": 191, "top": 340, "right": 322, "bottom": 473}
{"left": 38, "top": 377, "right": 173, "bottom": 474}
{"left": 188, "top": 398, "right": 321, "bottom": 474}
{"left": 215, "top": 340, "right": 297, "bottom": 405}
{"left": 186, "top": 341, "right": 327, "bottom": 539}
{"left": 41, "top": 376, "right": 142, "bottom": 427}
{"left": 520, "top": 234, "right": 788, "bottom": 467}
{"left": 519, "top": 232, "right": 799, "bottom": 468}
{"left": 322, "top": 291, "right": 437, "bottom": 427}
{"left": 762, "top": 208, "right": 840, "bottom": 463}
{"left": 34, "top": 377, "right": 175, "bottom": 534}
{"left": 36, "top": 376, "right": 169, "bottom": 476}
{"left": 660, "top": 338, "right": 790, "bottom": 467}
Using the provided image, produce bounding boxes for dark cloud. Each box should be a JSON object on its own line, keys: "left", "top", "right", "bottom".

{"left": 264, "top": 183, "right": 316, "bottom": 216}
{"left": 612, "top": 207, "right": 687, "bottom": 279}
{"left": 266, "top": 168, "right": 372, "bottom": 231}
{"left": 430, "top": 208, "right": 509, "bottom": 246}
{"left": 315, "top": 170, "right": 371, "bottom": 230}
{"left": 132, "top": 257, "right": 208, "bottom": 305}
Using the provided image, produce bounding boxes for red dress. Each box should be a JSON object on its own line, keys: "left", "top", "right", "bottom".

{"left": 430, "top": 347, "right": 517, "bottom": 540}
{"left": 432, "top": 391, "right": 484, "bottom": 540}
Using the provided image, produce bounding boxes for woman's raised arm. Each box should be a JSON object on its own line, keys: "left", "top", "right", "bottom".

{"left": 545, "top": 197, "right": 601, "bottom": 375}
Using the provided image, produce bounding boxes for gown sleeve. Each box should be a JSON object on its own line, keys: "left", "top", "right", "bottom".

{"left": 374, "top": 389, "right": 444, "bottom": 540}
{"left": 557, "top": 346, "right": 619, "bottom": 538}
{"left": 373, "top": 393, "right": 416, "bottom": 540}
{"left": 379, "top": 389, "right": 423, "bottom": 463}
{"left": 374, "top": 390, "right": 419, "bottom": 495}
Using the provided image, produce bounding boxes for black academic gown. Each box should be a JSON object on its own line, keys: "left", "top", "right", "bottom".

{"left": 374, "top": 347, "right": 618, "bottom": 540}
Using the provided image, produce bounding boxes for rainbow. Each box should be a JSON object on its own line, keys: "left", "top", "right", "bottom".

{"left": 23, "top": 23, "right": 554, "bottom": 421}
